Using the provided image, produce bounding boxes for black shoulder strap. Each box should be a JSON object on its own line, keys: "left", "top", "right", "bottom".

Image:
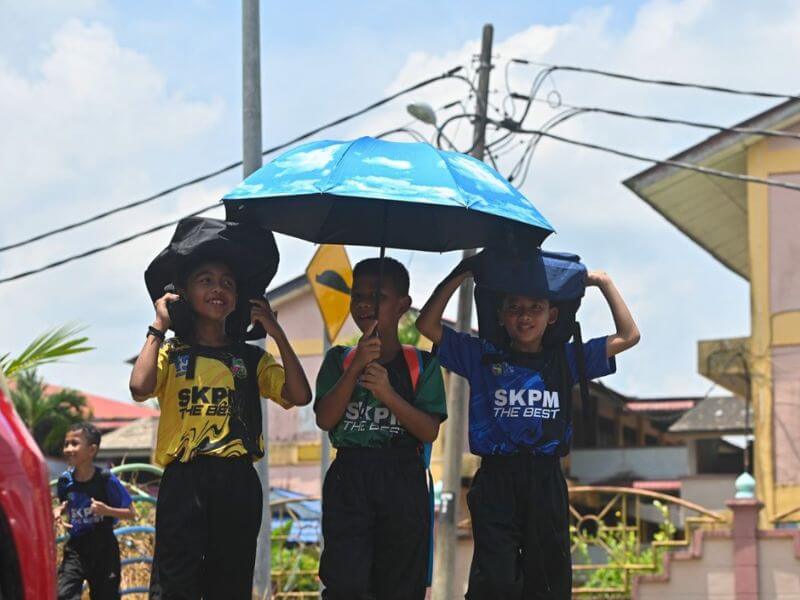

{"left": 572, "top": 321, "right": 594, "bottom": 447}
{"left": 91, "top": 467, "right": 112, "bottom": 504}
{"left": 240, "top": 342, "right": 264, "bottom": 375}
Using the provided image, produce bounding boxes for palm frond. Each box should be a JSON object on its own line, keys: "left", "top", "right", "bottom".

{"left": 2, "top": 324, "right": 93, "bottom": 378}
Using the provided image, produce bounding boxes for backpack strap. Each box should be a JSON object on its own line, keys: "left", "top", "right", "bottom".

{"left": 342, "top": 346, "right": 356, "bottom": 371}
{"left": 401, "top": 344, "right": 423, "bottom": 390}
{"left": 572, "top": 321, "right": 594, "bottom": 447}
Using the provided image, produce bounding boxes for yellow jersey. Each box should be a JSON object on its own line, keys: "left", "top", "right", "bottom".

{"left": 148, "top": 338, "right": 290, "bottom": 466}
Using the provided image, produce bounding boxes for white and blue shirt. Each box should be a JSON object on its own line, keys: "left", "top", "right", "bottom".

{"left": 436, "top": 326, "right": 616, "bottom": 457}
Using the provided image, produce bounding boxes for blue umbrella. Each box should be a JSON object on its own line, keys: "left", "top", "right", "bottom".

{"left": 223, "top": 136, "right": 554, "bottom": 252}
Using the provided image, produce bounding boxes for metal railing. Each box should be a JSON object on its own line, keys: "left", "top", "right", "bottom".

{"left": 569, "top": 485, "right": 728, "bottom": 598}
{"left": 52, "top": 466, "right": 732, "bottom": 599}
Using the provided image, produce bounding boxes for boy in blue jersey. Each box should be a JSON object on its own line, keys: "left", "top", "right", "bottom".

{"left": 54, "top": 422, "right": 135, "bottom": 600}
{"left": 417, "top": 259, "right": 640, "bottom": 599}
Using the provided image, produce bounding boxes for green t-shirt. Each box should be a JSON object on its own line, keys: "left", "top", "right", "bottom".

{"left": 314, "top": 345, "right": 447, "bottom": 448}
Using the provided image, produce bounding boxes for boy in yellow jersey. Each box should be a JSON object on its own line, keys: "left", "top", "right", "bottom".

{"left": 129, "top": 217, "right": 311, "bottom": 600}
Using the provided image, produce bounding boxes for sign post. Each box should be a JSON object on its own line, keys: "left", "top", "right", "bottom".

{"left": 305, "top": 244, "right": 353, "bottom": 491}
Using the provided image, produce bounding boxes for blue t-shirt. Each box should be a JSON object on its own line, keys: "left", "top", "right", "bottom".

{"left": 57, "top": 467, "right": 132, "bottom": 537}
{"left": 437, "top": 326, "right": 616, "bottom": 457}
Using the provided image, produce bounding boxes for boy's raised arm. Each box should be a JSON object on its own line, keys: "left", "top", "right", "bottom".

{"left": 417, "top": 260, "right": 474, "bottom": 345}
{"left": 129, "top": 293, "right": 177, "bottom": 401}
{"left": 250, "top": 298, "right": 312, "bottom": 406}
{"left": 586, "top": 271, "right": 640, "bottom": 358}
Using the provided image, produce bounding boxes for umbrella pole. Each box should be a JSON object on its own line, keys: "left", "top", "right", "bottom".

{"left": 374, "top": 245, "right": 386, "bottom": 322}
{"left": 374, "top": 202, "right": 388, "bottom": 322}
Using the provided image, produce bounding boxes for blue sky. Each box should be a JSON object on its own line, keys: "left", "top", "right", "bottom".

{"left": 2, "top": 0, "right": 798, "bottom": 402}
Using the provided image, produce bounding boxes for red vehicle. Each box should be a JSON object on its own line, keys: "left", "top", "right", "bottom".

{"left": 0, "top": 372, "right": 56, "bottom": 599}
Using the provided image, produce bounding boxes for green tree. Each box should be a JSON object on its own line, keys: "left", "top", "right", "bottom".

{"left": 343, "top": 310, "right": 422, "bottom": 347}
{"left": 1, "top": 324, "right": 93, "bottom": 379}
{"left": 397, "top": 310, "right": 421, "bottom": 346}
{"left": 10, "top": 369, "right": 90, "bottom": 455}
{"left": 11, "top": 369, "right": 91, "bottom": 456}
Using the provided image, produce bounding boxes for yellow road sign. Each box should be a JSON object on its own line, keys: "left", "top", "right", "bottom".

{"left": 306, "top": 245, "right": 353, "bottom": 343}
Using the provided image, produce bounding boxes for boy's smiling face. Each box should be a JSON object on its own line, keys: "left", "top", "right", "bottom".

{"left": 183, "top": 261, "right": 238, "bottom": 323}
{"left": 63, "top": 430, "right": 97, "bottom": 468}
{"left": 350, "top": 274, "right": 411, "bottom": 336}
{"left": 500, "top": 294, "right": 558, "bottom": 350}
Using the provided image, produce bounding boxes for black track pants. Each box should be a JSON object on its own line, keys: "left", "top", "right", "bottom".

{"left": 57, "top": 528, "right": 121, "bottom": 600}
{"left": 465, "top": 455, "right": 571, "bottom": 600}
{"left": 320, "top": 447, "right": 430, "bottom": 600}
{"left": 149, "top": 455, "right": 262, "bottom": 600}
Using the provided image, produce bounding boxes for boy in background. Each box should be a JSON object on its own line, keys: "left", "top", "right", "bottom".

{"left": 54, "top": 422, "right": 135, "bottom": 600}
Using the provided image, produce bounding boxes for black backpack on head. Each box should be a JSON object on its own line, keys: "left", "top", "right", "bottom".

{"left": 472, "top": 247, "right": 586, "bottom": 349}
{"left": 144, "top": 217, "right": 280, "bottom": 342}
{"left": 472, "top": 247, "right": 594, "bottom": 448}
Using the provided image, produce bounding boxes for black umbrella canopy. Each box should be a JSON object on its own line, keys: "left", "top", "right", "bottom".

{"left": 144, "top": 217, "right": 279, "bottom": 341}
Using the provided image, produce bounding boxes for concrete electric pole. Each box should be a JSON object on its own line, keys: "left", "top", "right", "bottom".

{"left": 242, "top": 1, "right": 270, "bottom": 598}
{"left": 431, "top": 22, "right": 493, "bottom": 600}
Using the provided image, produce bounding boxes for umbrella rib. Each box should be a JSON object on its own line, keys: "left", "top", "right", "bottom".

{"left": 437, "top": 151, "right": 474, "bottom": 211}
{"left": 317, "top": 138, "right": 363, "bottom": 193}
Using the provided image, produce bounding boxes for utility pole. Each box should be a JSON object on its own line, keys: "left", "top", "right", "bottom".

{"left": 319, "top": 328, "right": 331, "bottom": 595}
{"left": 242, "top": 1, "right": 270, "bottom": 598}
{"left": 320, "top": 330, "right": 331, "bottom": 491}
{"left": 432, "top": 23, "right": 493, "bottom": 600}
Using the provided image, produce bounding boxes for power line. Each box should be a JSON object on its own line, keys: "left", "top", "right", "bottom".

{"left": 509, "top": 59, "right": 800, "bottom": 102}
{"left": 508, "top": 95, "right": 800, "bottom": 141}
{"left": 495, "top": 118, "right": 800, "bottom": 193}
{"left": 0, "top": 205, "right": 219, "bottom": 285}
{"left": 0, "top": 66, "right": 466, "bottom": 255}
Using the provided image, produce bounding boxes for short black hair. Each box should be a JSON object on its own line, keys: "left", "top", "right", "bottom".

{"left": 68, "top": 422, "right": 101, "bottom": 448}
{"left": 353, "top": 257, "right": 410, "bottom": 296}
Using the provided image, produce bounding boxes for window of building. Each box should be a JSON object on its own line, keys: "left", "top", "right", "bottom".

{"left": 597, "top": 416, "right": 616, "bottom": 448}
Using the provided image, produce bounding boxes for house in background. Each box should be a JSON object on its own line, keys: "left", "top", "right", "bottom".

{"left": 40, "top": 384, "right": 160, "bottom": 434}
{"left": 41, "top": 386, "right": 159, "bottom": 476}
{"left": 624, "top": 98, "right": 800, "bottom": 525}
{"left": 667, "top": 395, "right": 751, "bottom": 510}
{"left": 96, "top": 416, "right": 159, "bottom": 465}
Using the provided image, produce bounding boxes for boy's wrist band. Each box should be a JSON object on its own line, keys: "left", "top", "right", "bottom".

{"left": 147, "top": 326, "right": 166, "bottom": 341}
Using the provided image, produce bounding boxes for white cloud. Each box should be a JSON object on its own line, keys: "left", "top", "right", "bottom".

{"left": 362, "top": 156, "right": 413, "bottom": 170}
{"left": 342, "top": 0, "right": 796, "bottom": 397}
{"left": 4, "top": 0, "right": 796, "bottom": 402}
{"left": 273, "top": 144, "right": 344, "bottom": 175}
{"left": 0, "top": 15, "right": 227, "bottom": 401}
{"left": 446, "top": 154, "right": 514, "bottom": 195}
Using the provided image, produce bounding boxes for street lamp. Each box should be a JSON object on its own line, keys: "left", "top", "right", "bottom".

{"left": 406, "top": 102, "right": 438, "bottom": 126}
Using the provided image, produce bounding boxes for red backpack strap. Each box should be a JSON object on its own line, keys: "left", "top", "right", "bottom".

{"left": 342, "top": 346, "right": 356, "bottom": 371}
{"left": 402, "top": 345, "right": 423, "bottom": 391}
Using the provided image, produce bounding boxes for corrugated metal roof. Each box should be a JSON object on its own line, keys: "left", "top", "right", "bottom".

{"left": 669, "top": 396, "right": 751, "bottom": 434}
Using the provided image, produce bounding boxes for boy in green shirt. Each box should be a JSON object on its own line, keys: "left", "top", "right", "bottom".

{"left": 315, "top": 257, "right": 447, "bottom": 600}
